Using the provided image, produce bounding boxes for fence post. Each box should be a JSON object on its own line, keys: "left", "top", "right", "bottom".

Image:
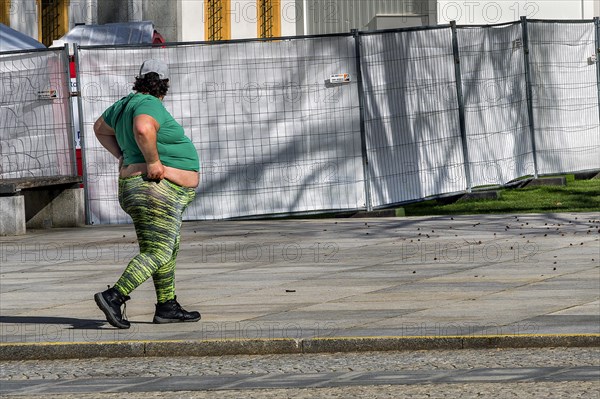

{"left": 595, "top": 17, "right": 600, "bottom": 125}
{"left": 520, "top": 16, "right": 539, "bottom": 179}
{"left": 62, "top": 43, "right": 78, "bottom": 177}
{"left": 73, "top": 44, "right": 91, "bottom": 224}
{"left": 450, "top": 21, "right": 472, "bottom": 192}
{"left": 352, "top": 29, "right": 372, "bottom": 212}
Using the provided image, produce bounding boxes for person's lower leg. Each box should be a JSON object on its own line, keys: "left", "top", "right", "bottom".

{"left": 152, "top": 245, "right": 200, "bottom": 323}
{"left": 114, "top": 252, "right": 167, "bottom": 296}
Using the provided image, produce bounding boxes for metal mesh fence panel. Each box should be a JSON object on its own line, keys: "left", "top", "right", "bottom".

{"left": 360, "top": 27, "right": 466, "bottom": 207}
{"left": 528, "top": 21, "right": 600, "bottom": 175}
{"left": 457, "top": 23, "right": 535, "bottom": 187}
{"left": 0, "top": 48, "right": 74, "bottom": 180}
{"left": 75, "top": 20, "right": 600, "bottom": 224}
{"left": 77, "top": 36, "right": 364, "bottom": 224}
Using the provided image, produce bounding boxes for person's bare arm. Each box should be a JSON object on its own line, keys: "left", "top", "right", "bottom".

{"left": 133, "top": 114, "right": 165, "bottom": 180}
{"left": 94, "top": 117, "right": 122, "bottom": 160}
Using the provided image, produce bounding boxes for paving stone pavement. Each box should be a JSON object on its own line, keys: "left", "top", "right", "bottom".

{"left": 1, "top": 384, "right": 598, "bottom": 399}
{"left": 0, "top": 348, "right": 599, "bottom": 397}
{"left": 0, "top": 212, "right": 598, "bottom": 358}
{"left": 3, "top": 348, "right": 599, "bottom": 380}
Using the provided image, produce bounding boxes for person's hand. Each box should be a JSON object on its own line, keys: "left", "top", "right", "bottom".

{"left": 147, "top": 160, "right": 165, "bottom": 180}
{"left": 118, "top": 155, "right": 124, "bottom": 171}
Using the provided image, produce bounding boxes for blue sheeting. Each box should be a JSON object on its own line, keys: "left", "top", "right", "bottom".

{"left": 51, "top": 21, "right": 155, "bottom": 47}
{"left": 0, "top": 23, "right": 45, "bottom": 52}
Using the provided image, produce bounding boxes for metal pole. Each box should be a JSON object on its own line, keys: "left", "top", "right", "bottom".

{"left": 62, "top": 44, "right": 78, "bottom": 177}
{"left": 450, "top": 21, "right": 472, "bottom": 192}
{"left": 73, "top": 44, "right": 91, "bottom": 224}
{"left": 352, "top": 29, "right": 372, "bottom": 212}
{"left": 521, "top": 16, "right": 539, "bottom": 179}
{"left": 594, "top": 17, "right": 600, "bottom": 125}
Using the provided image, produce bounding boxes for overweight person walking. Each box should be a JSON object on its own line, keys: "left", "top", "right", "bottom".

{"left": 93, "top": 59, "right": 200, "bottom": 329}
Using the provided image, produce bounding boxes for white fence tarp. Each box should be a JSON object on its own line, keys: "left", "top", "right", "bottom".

{"left": 0, "top": 48, "right": 74, "bottom": 180}
{"left": 77, "top": 36, "right": 364, "bottom": 224}
{"left": 528, "top": 21, "right": 600, "bottom": 175}
{"left": 457, "top": 23, "right": 535, "bottom": 187}
{"left": 62, "top": 20, "right": 600, "bottom": 224}
{"left": 361, "top": 27, "right": 467, "bottom": 207}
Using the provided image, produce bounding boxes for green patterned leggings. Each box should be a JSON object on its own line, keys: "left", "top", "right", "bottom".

{"left": 114, "top": 175, "right": 195, "bottom": 303}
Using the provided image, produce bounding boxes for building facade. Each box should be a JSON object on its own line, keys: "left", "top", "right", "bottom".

{"left": 2, "top": 0, "right": 72, "bottom": 46}
{"left": 1, "top": 0, "right": 600, "bottom": 46}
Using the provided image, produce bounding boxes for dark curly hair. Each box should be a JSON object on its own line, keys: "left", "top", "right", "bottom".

{"left": 132, "top": 72, "right": 169, "bottom": 98}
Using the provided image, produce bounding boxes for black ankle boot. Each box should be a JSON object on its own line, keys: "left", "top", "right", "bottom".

{"left": 153, "top": 296, "right": 201, "bottom": 324}
{"left": 94, "top": 286, "right": 131, "bottom": 329}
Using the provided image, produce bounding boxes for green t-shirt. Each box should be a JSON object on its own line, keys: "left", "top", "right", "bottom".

{"left": 102, "top": 93, "right": 200, "bottom": 172}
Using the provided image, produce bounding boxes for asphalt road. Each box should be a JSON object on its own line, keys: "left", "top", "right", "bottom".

{"left": 1, "top": 347, "right": 599, "bottom": 398}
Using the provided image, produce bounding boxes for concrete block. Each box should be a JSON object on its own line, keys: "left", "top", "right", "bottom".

{"left": 24, "top": 188, "right": 85, "bottom": 229}
{"left": 437, "top": 191, "right": 500, "bottom": 205}
{"left": 574, "top": 171, "right": 600, "bottom": 180}
{"left": 436, "top": 194, "right": 464, "bottom": 205}
{"left": 0, "top": 195, "right": 26, "bottom": 236}
{"left": 351, "top": 208, "right": 405, "bottom": 218}
{"left": 525, "top": 177, "right": 567, "bottom": 187}
{"left": 459, "top": 190, "right": 500, "bottom": 201}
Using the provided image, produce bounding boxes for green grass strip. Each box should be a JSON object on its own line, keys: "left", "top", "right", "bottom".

{"left": 404, "top": 175, "right": 600, "bottom": 216}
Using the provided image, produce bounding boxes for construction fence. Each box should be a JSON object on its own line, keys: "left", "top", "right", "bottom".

{"left": 1, "top": 19, "right": 599, "bottom": 224}
{"left": 0, "top": 46, "right": 75, "bottom": 180}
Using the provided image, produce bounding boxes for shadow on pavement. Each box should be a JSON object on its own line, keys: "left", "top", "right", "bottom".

{"left": 0, "top": 316, "right": 106, "bottom": 329}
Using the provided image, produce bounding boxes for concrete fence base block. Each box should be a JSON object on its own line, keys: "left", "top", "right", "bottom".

{"left": 524, "top": 177, "right": 567, "bottom": 187}
{"left": 437, "top": 190, "right": 500, "bottom": 205}
{"left": 574, "top": 171, "right": 600, "bottom": 180}
{"left": 459, "top": 191, "right": 500, "bottom": 201}
{"left": 351, "top": 208, "right": 405, "bottom": 218}
{"left": 0, "top": 196, "right": 26, "bottom": 236}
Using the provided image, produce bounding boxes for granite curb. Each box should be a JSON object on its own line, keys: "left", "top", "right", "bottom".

{"left": 1, "top": 334, "right": 599, "bottom": 361}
